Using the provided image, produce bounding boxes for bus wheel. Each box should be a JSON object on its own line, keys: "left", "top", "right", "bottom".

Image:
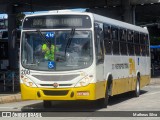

{"left": 134, "top": 76, "right": 140, "bottom": 97}
{"left": 97, "top": 86, "right": 109, "bottom": 108}
{"left": 43, "top": 100, "right": 52, "bottom": 108}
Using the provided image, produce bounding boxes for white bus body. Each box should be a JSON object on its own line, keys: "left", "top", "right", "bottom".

{"left": 20, "top": 12, "right": 150, "bottom": 107}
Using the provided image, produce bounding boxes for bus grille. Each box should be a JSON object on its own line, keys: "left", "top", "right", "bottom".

{"left": 40, "top": 84, "right": 72, "bottom": 87}
{"left": 43, "top": 90, "right": 69, "bottom": 96}
{"left": 33, "top": 74, "right": 79, "bottom": 81}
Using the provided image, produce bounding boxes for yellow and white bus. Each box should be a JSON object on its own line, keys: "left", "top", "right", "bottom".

{"left": 20, "top": 11, "right": 150, "bottom": 108}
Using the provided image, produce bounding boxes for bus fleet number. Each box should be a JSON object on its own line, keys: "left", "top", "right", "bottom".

{"left": 21, "top": 69, "right": 30, "bottom": 75}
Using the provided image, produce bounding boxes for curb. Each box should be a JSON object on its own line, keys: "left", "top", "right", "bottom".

{"left": 0, "top": 94, "right": 21, "bottom": 104}
{"left": 150, "top": 78, "right": 160, "bottom": 85}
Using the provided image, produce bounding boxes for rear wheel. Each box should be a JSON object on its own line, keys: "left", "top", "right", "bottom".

{"left": 134, "top": 76, "right": 140, "bottom": 97}
{"left": 43, "top": 100, "right": 52, "bottom": 108}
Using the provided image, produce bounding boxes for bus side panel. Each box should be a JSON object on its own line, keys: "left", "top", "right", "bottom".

{"left": 111, "top": 77, "right": 136, "bottom": 96}
{"left": 104, "top": 55, "right": 137, "bottom": 96}
{"left": 140, "top": 75, "right": 150, "bottom": 89}
{"left": 104, "top": 54, "right": 150, "bottom": 96}
{"left": 95, "top": 81, "right": 106, "bottom": 99}
{"left": 141, "top": 56, "right": 151, "bottom": 88}
{"left": 135, "top": 56, "right": 151, "bottom": 88}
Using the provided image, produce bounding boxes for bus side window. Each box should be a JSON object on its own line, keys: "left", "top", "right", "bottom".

{"left": 94, "top": 23, "right": 104, "bottom": 63}
{"left": 140, "top": 33, "right": 146, "bottom": 56}
{"left": 112, "top": 26, "right": 120, "bottom": 55}
{"left": 120, "top": 28, "right": 127, "bottom": 55}
{"left": 134, "top": 32, "right": 140, "bottom": 56}
{"left": 104, "top": 24, "right": 112, "bottom": 54}
{"left": 146, "top": 34, "right": 150, "bottom": 56}
{"left": 127, "top": 30, "right": 134, "bottom": 55}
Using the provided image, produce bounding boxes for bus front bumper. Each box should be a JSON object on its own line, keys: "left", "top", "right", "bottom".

{"left": 20, "top": 83, "right": 99, "bottom": 101}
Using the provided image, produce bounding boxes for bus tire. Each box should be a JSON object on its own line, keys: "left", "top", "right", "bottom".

{"left": 43, "top": 100, "right": 52, "bottom": 108}
{"left": 134, "top": 75, "right": 140, "bottom": 97}
{"left": 97, "top": 85, "right": 109, "bottom": 108}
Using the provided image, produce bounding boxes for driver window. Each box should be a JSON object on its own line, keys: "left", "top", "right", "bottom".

{"left": 94, "top": 23, "right": 104, "bottom": 63}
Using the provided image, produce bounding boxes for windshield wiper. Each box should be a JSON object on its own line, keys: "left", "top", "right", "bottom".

{"left": 36, "top": 29, "right": 49, "bottom": 44}
{"left": 65, "top": 28, "right": 75, "bottom": 55}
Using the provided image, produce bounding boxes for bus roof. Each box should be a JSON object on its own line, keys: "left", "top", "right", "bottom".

{"left": 24, "top": 11, "right": 148, "bottom": 34}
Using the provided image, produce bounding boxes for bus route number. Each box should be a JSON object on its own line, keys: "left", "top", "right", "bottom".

{"left": 21, "top": 69, "right": 30, "bottom": 75}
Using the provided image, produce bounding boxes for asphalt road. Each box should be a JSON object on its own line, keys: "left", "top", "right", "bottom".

{"left": 0, "top": 78, "right": 160, "bottom": 120}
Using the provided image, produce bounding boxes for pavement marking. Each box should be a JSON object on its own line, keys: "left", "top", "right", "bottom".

{"left": 0, "top": 107, "right": 19, "bottom": 109}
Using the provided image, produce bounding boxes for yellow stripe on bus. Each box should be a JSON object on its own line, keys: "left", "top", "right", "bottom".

{"left": 111, "top": 75, "right": 150, "bottom": 96}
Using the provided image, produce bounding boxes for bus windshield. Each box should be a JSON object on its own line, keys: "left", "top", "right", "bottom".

{"left": 21, "top": 30, "right": 93, "bottom": 71}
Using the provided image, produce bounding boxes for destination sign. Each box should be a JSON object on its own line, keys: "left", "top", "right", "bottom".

{"left": 23, "top": 15, "right": 92, "bottom": 29}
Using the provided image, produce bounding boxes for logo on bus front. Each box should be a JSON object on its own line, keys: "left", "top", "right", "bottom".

{"left": 53, "top": 83, "right": 59, "bottom": 88}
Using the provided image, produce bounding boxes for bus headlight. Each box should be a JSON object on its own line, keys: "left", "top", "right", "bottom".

{"left": 21, "top": 76, "right": 37, "bottom": 87}
{"left": 75, "top": 76, "right": 93, "bottom": 87}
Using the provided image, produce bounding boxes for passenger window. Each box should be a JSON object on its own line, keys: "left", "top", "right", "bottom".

{"left": 127, "top": 30, "right": 134, "bottom": 55}
{"left": 112, "top": 26, "right": 119, "bottom": 55}
{"left": 134, "top": 32, "right": 139, "bottom": 44}
{"left": 145, "top": 35, "right": 149, "bottom": 45}
{"left": 104, "top": 24, "right": 111, "bottom": 39}
{"left": 145, "top": 35, "right": 150, "bottom": 56}
{"left": 140, "top": 34, "right": 145, "bottom": 44}
{"left": 104, "top": 24, "right": 112, "bottom": 54}
{"left": 141, "top": 45, "right": 146, "bottom": 56}
{"left": 120, "top": 29, "right": 127, "bottom": 55}
{"left": 112, "top": 27, "right": 118, "bottom": 40}
{"left": 134, "top": 32, "right": 140, "bottom": 56}
{"left": 140, "top": 33, "right": 146, "bottom": 56}
{"left": 94, "top": 23, "right": 104, "bottom": 63}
